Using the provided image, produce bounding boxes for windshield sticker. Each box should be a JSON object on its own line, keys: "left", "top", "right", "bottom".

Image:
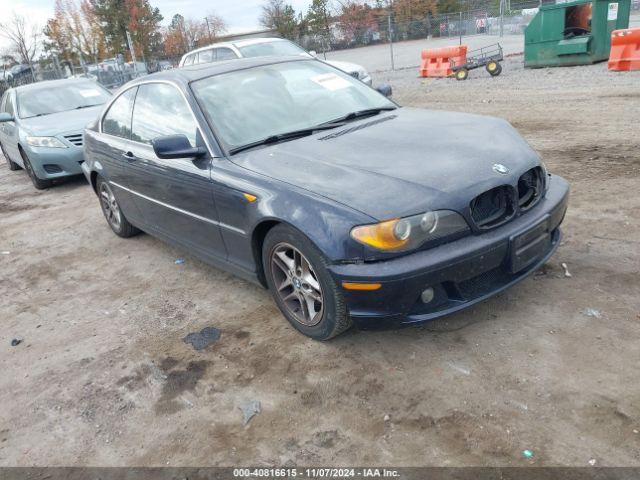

{"left": 79, "top": 89, "right": 102, "bottom": 98}
{"left": 311, "top": 73, "right": 352, "bottom": 91}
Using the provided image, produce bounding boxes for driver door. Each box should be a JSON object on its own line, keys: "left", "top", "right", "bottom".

{"left": 125, "top": 82, "right": 227, "bottom": 262}
{"left": 0, "top": 92, "right": 20, "bottom": 164}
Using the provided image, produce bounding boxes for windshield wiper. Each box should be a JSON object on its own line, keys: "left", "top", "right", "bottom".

{"left": 75, "top": 104, "right": 101, "bottom": 110}
{"left": 228, "top": 123, "right": 346, "bottom": 155}
{"left": 319, "top": 106, "right": 397, "bottom": 126}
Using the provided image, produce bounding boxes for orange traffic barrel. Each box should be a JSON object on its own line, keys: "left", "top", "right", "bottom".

{"left": 419, "top": 45, "right": 468, "bottom": 77}
{"left": 608, "top": 27, "right": 640, "bottom": 71}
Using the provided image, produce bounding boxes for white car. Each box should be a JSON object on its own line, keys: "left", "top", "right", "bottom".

{"left": 178, "top": 37, "right": 372, "bottom": 85}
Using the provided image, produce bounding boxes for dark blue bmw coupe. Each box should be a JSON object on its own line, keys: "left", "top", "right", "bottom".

{"left": 82, "top": 56, "right": 569, "bottom": 340}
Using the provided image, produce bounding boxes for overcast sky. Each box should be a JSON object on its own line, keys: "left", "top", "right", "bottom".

{"left": 0, "top": 0, "right": 314, "bottom": 52}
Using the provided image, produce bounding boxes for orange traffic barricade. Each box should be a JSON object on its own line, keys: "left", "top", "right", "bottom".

{"left": 608, "top": 27, "right": 640, "bottom": 71}
{"left": 419, "top": 45, "right": 467, "bottom": 78}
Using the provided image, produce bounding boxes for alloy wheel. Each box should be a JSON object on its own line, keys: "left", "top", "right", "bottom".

{"left": 270, "top": 242, "right": 324, "bottom": 326}
{"left": 99, "top": 182, "right": 122, "bottom": 231}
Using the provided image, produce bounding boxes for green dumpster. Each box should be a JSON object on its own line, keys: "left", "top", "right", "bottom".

{"left": 524, "top": 0, "right": 631, "bottom": 68}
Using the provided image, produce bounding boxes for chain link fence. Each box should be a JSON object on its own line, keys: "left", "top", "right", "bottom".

{"left": 304, "top": 8, "right": 532, "bottom": 50}
{"left": 298, "top": 2, "right": 545, "bottom": 71}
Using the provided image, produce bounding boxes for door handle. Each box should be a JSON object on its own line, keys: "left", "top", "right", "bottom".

{"left": 122, "top": 151, "right": 138, "bottom": 162}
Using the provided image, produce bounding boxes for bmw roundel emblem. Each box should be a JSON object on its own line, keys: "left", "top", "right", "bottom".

{"left": 493, "top": 163, "right": 509, "bottom": 175}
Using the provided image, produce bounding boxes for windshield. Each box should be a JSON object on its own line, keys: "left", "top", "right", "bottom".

{"left": 192, "top": 60, "right": 395, "bottom": 150}
{"left": 18, "top": 82, "right": 111, "bottom": 119}
{"left": 237, "top": 40, "right": 308, "bottom": 58}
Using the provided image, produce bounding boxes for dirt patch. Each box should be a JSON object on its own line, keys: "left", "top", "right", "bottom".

{"left": 154, "top": 360, "right": 211, "bottom": 415}
{"left": 0, "top": 201, "right": 49, "bottom": 213}
{"left": 539, "top": 144, "right": 640, "bottom": 181}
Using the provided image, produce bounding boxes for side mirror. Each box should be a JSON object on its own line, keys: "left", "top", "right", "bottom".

{"left": 152, "top": 134, "right": 207, "bottom": 159}
{"left": 0, "top": 112, "right": 14, "bottom": 123}
{"left": 309, "top": 50, "right": 318, "bottom": 57}
{"left": 376, "top": 84, "right": 393, "bottom": 98}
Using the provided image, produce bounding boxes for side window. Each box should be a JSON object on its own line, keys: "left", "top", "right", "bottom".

{"left": 5, "top": 94, "right": 15, "bottom": 116}
{"left": 131, "top": 83, "right": 197, "bottom": 147}
{"left": 102, "top": 87, "right": 137, "bottom": 138}
{"left": 183, "top": 54, "right": 195, "bottom": 66}
{"left": 216, "top": 48, "right": 237, "bottom": 61}
{"left": 198, "top": 49, "right": 214, "bottom": 64}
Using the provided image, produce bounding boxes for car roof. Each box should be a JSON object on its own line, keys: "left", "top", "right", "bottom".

{"left": 184, "top": 37, "right": 287, "bottom": 56}
{"left": 13, "top": 78, "right": 99, "bottom": 93}
{"left": 230, "top": 37, "right": 286, "bottom": 48}
{"left": 133, "top": 56, "right": 310, "bottom": 85}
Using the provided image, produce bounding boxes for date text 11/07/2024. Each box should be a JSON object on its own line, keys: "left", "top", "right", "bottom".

{"left": 232, "top": 468, "right": 401, "bottom": 477}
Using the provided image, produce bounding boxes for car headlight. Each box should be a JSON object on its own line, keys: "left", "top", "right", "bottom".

{"left": 540, "top": 160, "right": 549, "bottom": 188}
{"left": 351, "top": 210, "right": 470, "bottom": 252}
{"left": 26, "top": 136, "right": 68, "bottom": 148}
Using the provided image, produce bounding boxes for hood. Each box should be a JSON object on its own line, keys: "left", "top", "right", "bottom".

{"left": 325, "top": 59, "right": 363, "bottom": 74}
{"left": 231, "top": 108, "right": 542, "bottom": 220}
{"left": 19, "top": 105, "right": 104, "bottom": 136}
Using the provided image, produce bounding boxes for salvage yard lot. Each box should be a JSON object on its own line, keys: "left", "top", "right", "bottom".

{"left": 1, "top": 57, "right": 639, "bottom": 466}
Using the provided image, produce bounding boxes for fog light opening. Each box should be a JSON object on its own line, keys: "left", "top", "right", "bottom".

{"left": 421, "top": 287, "right": 435, "bottom": 304}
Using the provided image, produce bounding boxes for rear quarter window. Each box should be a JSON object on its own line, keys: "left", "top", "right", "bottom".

{"left": 216, "top": 48, "right": 237, "bottom": 61}
{"left": 183, "top": 54, "right": 196, "bottom": 66}
{"left": 4, "top": 94, "right": 15, "bottom": 116}
{"left": 198, "top": 49, "right": 214, "bottom": 64}
{"left": 102, "top": 88, "right": 137, "bottom": 138}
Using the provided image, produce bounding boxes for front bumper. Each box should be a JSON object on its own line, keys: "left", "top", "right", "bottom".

{"left": 24, "top": 144, "right": 85, "bottom": 179}
{"left": 80, "top": 160, "right": 91, "bottom": 183}
{"left": 328, "top": 175, "right": 569, "bottom": 329}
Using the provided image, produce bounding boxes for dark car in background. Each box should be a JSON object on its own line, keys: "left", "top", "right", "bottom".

{"left": 82, "top": 56, "right": 569, "bottom": 340}
{"left": 0, "top": 79, "right": 111, "bottom": 189}
{"left": 7, "top": 64, "right": 34, "bottom": 85}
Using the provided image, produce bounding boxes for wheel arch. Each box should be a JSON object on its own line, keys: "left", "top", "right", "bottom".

{"left": 247, "top": 192, "right": 370, "bottom": 287}
{"left": 17, "top": 143, "right": 28, "bottom": 166}
{"left": 90, "top": 170, "right": 99, "bottom": 193}
{"left": 251, "top": 219, "right": 282, "bottom": 287}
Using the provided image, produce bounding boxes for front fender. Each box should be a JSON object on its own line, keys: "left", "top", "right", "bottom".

{"left": 251, "top": 188, "right": 372, "bottom": 262}
{"left": 211, "top": 162, "right": 375, "bottom": 279}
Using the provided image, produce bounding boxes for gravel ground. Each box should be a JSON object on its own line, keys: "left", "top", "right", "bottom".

{"left": 1, "top": 56, "right": 639, "bottom": 467}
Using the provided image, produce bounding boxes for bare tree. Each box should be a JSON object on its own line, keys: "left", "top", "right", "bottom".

{"left": 204, "top": 12, "right": 227, "bottom": 42}
{"left": 0, "top": 12, "right": 40, "bottom": 78}
{"left": 260, "top": 0, "right": 299, "bottom": 39}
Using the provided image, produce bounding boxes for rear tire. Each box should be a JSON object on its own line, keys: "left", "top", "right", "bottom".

{"left": 263, "top": 224, "right": 352, "bottom": 340}
{"left": 96, "top": 176, "right": 140, "bottom": 238}
{"left": 20, "top": 148, "right": 52, "bottom": 190}
{"left": 1, "top": 143, "right": 20, "bottom": 171}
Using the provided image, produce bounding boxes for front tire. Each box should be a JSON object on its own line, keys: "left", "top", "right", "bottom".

{"left": 96, "top": 176, "right": 139, "bottom": 238}
{"left": 263, "top": 224, "right": 352, "bottom": 340}
{"left": 455, "top": 68, "right": 469, "bottom": 81}
{"left": 20, "top": 148, "right": 51, "bottom": 189}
